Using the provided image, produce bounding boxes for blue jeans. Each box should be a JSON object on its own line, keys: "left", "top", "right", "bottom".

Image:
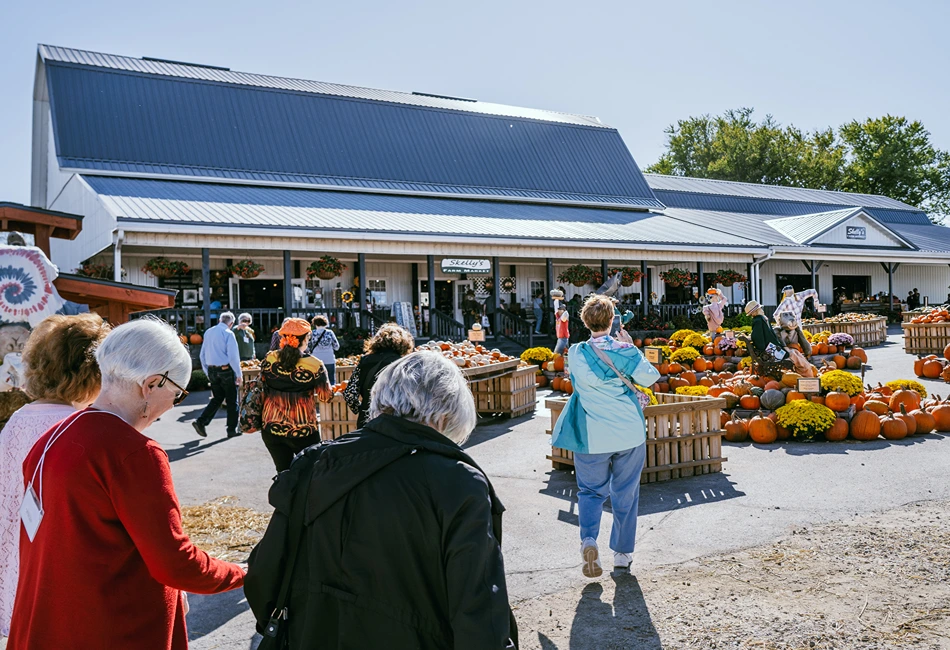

{"left": 573, "top": 444, "right": 646, "bottom": 554}
{"left": 325, "top": 363, "right": 336, "bottom": 385}
{"left": 554, "top": 337, "right": 569, "bottom": 355}
{"left": 533, "top": 308, "right": 543, "bottom": 333}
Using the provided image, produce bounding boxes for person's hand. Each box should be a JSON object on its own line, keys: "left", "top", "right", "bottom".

{"left": 237, "top": 562, "right": 248, "bottom": 574}
{"left": 235, "top": 377, "right": 243, "bottom": 387}
{"left": 182, "top": 592, "right": 190, "bottom": 615}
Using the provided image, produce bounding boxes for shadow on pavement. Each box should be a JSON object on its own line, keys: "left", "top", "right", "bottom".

{"left": 187, "top": 589, "right": 251, "bottom": 641}
{"left": 166, "top": 437, "right": 232, "bottom": 463}
{"left": 536, "top": 575, "right": 661, "bottom": 649}
{"left": 464, "top": 413, "right": 534, "bottom": 449}
{"left": 540, "top": 468, "right": 745, "bottom": 526}
{"left": 723, "top": 433, "right": 946, "bottom": 457}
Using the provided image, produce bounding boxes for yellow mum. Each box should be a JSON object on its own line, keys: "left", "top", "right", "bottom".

{"left": 819, "top": 370, "right": 863, "bottom": 397}
{"left": 675, "top": 385, "right": 709, "bottom": 396}
{"left": 885, "top": 379, "right": 927, "bottom": 398}
{"left": 670, "top": 347, "right": 700, "bottom": 363}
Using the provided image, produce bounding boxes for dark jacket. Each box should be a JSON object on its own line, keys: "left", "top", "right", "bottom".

{"left": 245, "top": 415, "right": 517, "bottom": 649}
{"left": 751, "top": 314, "right": 783, "bottom": 353}
{"left": 344, "top": 350, "right": 402, "bottom": 427}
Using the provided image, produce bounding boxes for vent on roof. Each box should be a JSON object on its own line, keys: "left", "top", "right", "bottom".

{"left": 141, "top": 56, "right": 230, "bottom": 71}
{"left": 411, "top": 91, "right": 476, "bottom": 103}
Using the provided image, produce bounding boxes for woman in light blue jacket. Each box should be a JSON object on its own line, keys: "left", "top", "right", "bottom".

{"left": 552, "top": 294, "right": 660, "bottom": 578}
{"left": 307, "top": 315, "right": 341, "bottom": 383}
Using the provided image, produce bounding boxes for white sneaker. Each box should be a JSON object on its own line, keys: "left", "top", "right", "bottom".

{"left": 581, "top": 537, "right": 602, "bottom": 578}
{"left": 613, "top": 552, "right": 633, "bottom": 570}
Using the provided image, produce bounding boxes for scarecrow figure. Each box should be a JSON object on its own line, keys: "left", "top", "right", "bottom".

{"left": 774, "top": 285, "right": 818, "bottom": 326}
{"left": 774, "top": 311, "right": 816, "bottom": 377}
{"left": 701, "top": 288, "right": 728, "bottom": 340}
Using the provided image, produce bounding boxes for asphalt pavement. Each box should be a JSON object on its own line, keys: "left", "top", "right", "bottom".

{"left": 146, "top": 327, "right": 950, "bottom": 649}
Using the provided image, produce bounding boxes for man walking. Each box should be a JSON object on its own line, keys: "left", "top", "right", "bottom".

{"left": 194, "top": 312, "right": 242, "bottom": 439}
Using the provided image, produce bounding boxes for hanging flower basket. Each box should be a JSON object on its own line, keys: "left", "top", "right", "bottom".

{"left": 227, "top": 260, "right": 265, "bottom": 279}
{"left": 610, "top": 267, "right": 645, "bottom": 287}
{"left": 306, "top": 255, "right": 347, "bottom": 281}
{"left": 660, "top": 268, "right": 697, "bottom": 288}
{"left": 142, "top": 257, "right": 191, "bottom": 279}
{"left": 557, "top": 264, "right": 595, "bottom": 288}
{"left": 714, "top": 269, "right": 747, "bottom": 287}
{"left": 590, "top": 271, "right": 604, "bottom": 287}
{"left": 75, "top": 261, "right": 113, "bottom": 280}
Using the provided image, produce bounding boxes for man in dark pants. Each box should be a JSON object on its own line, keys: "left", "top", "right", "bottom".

{"left": 194, "top": 311, "right": 242, "bottom": 438}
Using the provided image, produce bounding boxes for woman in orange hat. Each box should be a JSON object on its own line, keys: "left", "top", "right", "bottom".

{"left": 259, "top": 318, "right": 332, "bottom": 472}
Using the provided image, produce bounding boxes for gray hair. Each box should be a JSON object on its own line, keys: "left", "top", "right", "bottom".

{"left": 219, "top": 311, "right": 235, "bottom": 325}
{"left": 96, "top": 317, "right": 191, "bottom": 389}
{"left": 368, "top": 353, "right": 476, "bottom": 445}
{"left": 238, "top": 312, "right": 253, "bottom": 324}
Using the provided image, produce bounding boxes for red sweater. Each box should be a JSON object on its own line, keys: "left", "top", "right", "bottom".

{"left": 9, "top": 410, "right": 244, "bottom": 650}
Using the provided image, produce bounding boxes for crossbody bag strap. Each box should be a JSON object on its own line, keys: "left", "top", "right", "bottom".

{"left": 587, "top": 341, "right": 639, "bottom": 393}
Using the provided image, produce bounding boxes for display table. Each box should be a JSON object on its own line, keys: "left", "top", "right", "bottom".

{"left": 801, "top": 317, "right": 887, "bottom": 347}
{"left": 545, "top": 393, "right": 727, "bottom": 483}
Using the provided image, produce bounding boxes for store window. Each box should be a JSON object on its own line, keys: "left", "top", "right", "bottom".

{"left": 775, "top": 274, "right": 814, "bottom": 303}
{"left": 367, "top": 279, "right": 387, "bottom": 306}
{"left": 833, "top": 276, "right": 871, "bottom": 303}
{"left": 529, "top": 280, "right": 545, "bottom": 304}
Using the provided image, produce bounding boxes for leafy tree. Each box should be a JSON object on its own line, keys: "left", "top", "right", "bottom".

{"left": 648, "top": 109, "right": 948, "bottom": 224}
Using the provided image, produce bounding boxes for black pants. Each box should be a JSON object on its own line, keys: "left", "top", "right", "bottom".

{"left": 261, "top": 430, "right": 321, "bottom": 473}
{"left": 198, "top": 367, "right": 238, "bottom": 436}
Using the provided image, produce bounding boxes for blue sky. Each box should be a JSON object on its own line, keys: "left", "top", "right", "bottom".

{"left": 1, "top": 0, "right": 948, "bottom": 205}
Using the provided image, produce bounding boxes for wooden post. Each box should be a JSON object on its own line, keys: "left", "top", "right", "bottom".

{"left": 427, "top": 255, "right": 436, "bottom": 337}
{"left": 545, "top": 258, "right": 554, "bottom": 310}
{"left": 697, "top": 261, "right": 705, "bottom": 295}
{"left": 411, "top": 263, "right": 419, "bottom": 308}
{"left": 492, "top": 256, "right": 501, "bottom": 337}
{"left": 283, "top": 250, "right": 293, "bottom": 317}
{"left": 202, "top": 248, "right": 211, "bottom": 331}
{"left": 641, "top": 260, "right": 648, "bottom": 318}
{"left": 601, "top": 259, "right": 609, "bottom": 287}
{"left": 33, "top": 225, "right": 51, "bottom": 258}
{"left": 357, "top": 253, "right": 367, "bottom": 313}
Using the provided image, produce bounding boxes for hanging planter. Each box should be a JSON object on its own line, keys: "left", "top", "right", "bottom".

{"left": 660, "top": 268, "right": 697, "bottom": 288}
{"left": 714, "top": 269, "right": 747, "bottom": 287}
{"left": 306, "top": 255, "right": 347, "bottom": 281}
{"left": 227, "top": 260, "right": 265, "bottom": 279}
{"left": 75, "top": 261, "right": 113, "bottom": 280}
{"left": 557, "top": 264, "right": 595, "bottom": 288}
{"left": 142, "top": 257, "right": 191, "bottom": 279}
{"left": 610, "top": 266, "right": 645, "bottom": 287}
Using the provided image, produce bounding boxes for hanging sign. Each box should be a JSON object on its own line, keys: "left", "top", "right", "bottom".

{"left": 441, "top": 258, "right": 491, "bottom": 274}
{"left": 846, "top": 226, "right": 866, "bottom": 240}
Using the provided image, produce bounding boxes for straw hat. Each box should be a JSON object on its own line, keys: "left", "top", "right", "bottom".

{"left": 744, "top": 300, "right": 762, "bottom": 316}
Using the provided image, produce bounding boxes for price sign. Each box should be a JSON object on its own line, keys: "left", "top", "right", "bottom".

{"left": 644, "top": 347, "right": 662, "bottom": 364}
{"left": 468, "top": 329, "right": 485, "bottom": 342}
{"left": 723, "top": 330, "right": 735, "bottom": 341}
{"left": 817, "top": 304, "right": 827, "bottom": 313}
{"left": 797, "top": 377, "right": 821, "bottom": 394}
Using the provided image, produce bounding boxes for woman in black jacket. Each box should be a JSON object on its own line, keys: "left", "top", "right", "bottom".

{"left": 342, "top": 323, "right": 414, "bottom": 427}
{"left": 246, "top": 352, "right": 517, "bottom": 649}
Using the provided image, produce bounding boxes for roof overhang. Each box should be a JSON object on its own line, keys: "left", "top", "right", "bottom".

{"left": 0, "top": 202, "right": 82, "bottom": 240}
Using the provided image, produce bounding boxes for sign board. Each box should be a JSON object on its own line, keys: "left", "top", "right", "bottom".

{"left": 797, "top": 377, "right": 821, "bottom": 394}
{"left": 846, "top": 226, "right": 867, "bottom": 240}
{"left": 441, "top": 258, "right": 491, "bottom": 274}
{"left": 468, "top": 329, "right": 486, "bottom": 342}
{"left": 722, "top": 330, "right": 735, "bottom": 341}
{"left": 644, "top": 346, "right": 662, "bottom": 364}
{"left": 816, "top": 304, "right": 827, "bottom": 313}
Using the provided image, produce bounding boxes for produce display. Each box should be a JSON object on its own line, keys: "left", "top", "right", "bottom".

{"left": 336, "top": 355, "right": 361, "bottom": 367}
{"left": 907, "top": 306, "right": 950, "bottom": 324}
{"left": 417, "top": 340, "right": 517, "bottom": 368}
{"left": 912, "top": 346, "right": 950, "bottom": 382}
{"left": 240, "top": 359, "right": 261, "bottom": 370}
{"left": 802, "top": 313, "right": 882, "bottom": 324}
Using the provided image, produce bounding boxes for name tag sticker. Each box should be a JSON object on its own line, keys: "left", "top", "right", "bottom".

{"left": 20, "top": 483, "right": 43, "bottom": 542}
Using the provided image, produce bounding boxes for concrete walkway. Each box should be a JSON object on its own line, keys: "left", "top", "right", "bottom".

{"left": 149, "top": 328, "right": 949, "bottom": 648}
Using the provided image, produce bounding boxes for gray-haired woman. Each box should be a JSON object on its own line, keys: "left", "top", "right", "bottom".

{"left": 9, "top": 318, "right": 245, "bottom": 650}
{"left": 247, "top": 352, "right": 517, "bottom": 649}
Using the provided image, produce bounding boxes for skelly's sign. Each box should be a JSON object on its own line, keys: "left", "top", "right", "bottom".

{"left": 440, "top": 258, "right": 491, "bottom": 274}
{"left": 846, "top": 226, "right": 867, "bottom": 240}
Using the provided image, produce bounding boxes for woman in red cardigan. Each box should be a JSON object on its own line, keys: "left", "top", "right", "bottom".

{"left": 9, "top": 318, "right": 245, "bottom": 650}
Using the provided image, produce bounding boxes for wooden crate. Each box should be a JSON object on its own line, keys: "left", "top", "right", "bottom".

{"left": 545, "top": 393, "right": 727, "bottom": 484}
{"left": 318, "top": 394, "right": 359, "bottom": 441}
{"left": 239, "top": 367, "right": 261, "bottom": 404}
{"left": 503, "top": 365, "right": 538, "bottom": 418}
{"left": 902, "top": 322, "right": 950, "bottom": 355}
{"left": 464, "top": 359, "right": 528, "bottom": 416}
{"left": 801, "top": 317, "right": 887, "bottom": 347}
{"left": 336, "top": 365, "right": 355, "bottom": 383}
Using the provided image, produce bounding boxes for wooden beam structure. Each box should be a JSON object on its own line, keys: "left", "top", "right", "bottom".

{"left": 0, "top": 202, "right": 83, "bottom": 257}
{"left": 54, "top": 274, "right": 176, "bottom": 325}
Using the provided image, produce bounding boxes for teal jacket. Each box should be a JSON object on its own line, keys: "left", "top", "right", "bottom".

{"left": 552, "top": 338, "right": 661, "bottom": 455}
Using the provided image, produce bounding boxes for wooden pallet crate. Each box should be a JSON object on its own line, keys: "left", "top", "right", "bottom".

{"left": 545, "top": 393, "right": 727, "bottom": 483}
{"left": 336, "top": 365, "right": 355, "bottom": 383}
{"left": 801, "top": 317, "right": 887, "bottom": 347}
{"left": 318, "top": 394, "right": 359, "bottom": 441}
{"left": 902, "top": 322, "right": 950, "bottom": 355}
{"left": 464, "top": 359, "right": 529, "bottom": 416}
{"left": 504, "top": 365, "right": 538, "bottom": 418}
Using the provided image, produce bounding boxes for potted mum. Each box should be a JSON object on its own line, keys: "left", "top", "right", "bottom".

{"left": 660, "top": 268, "right": 697, "bottom": 288}
{"left": 610, "top": 267, "right": 645, "bottom": 287}
{"left": 142, "top": 257, "right": 190, "bottom": 279}
{"left": 557, "top": 264, "right": 595, "bottom": 288}
{"left": 307, "top": 255, "right": 347, "bottom": 280}
{"left": 227, "top": 260, "right": 265, "bottom": 279}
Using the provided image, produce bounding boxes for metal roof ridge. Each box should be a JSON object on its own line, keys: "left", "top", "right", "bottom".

{"left": 659, "top": 210, "right": 771, "bottom": 247}
{"left": 37, "top": 43, "right": 610, "bottom": 129}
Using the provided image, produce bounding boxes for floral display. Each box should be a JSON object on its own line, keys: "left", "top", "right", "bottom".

{"left": 306, "top": 255, "right": 347, "bottom": 280}
{"left": 521, "top": 347, "right": 554, "bottom": 365}
{"left": 713, "top": 269, "right": 747, "bottom": 286}
{"left": 675, "top": 385, "right": 709, "bottom": 396}
{"left": 76, "top": 261, "right": 113, "bottom": 279}
{"left": 738, "top": 356, "right": 752, "bottom": 370}
{"left": 885, "top": 379, "right": 928, "bottom": 398}
{"left": 670, "top": 346, "right": 700, "bottom": 363}
{"left": 827, "top": 333, "right": 854, "bottom": 347}
{"left": 683, "top": 333, "right": 710, "bottom": 349}
{"left": 609, "top": 267, "right": 645, "bottom": 286}
{"left": 141, "top": 257, "right": 190, "bottom": 278}
{"left": 669, "top": 329, "right": 694, "bottom": 345}
{"left": 227, "top": 259, "right": 265, "bottom": 279}
{"left": 775, "top": 401, "right": 837, "bottom": 441}
{"left": 717, "top": 336, "right": 738, "bottom": 352}
{"left": 819, "top": 370, "right": 864, "bottom": 396}
{"left": 659, "top": 268, "right": 697, "bottom": 287}
{"left": 556, "top": 264, "right": 596, "bottom": 287}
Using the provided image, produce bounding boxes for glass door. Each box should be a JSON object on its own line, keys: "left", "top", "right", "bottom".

{"left": 454, "top": 280, "right": 474, "bottom": 325}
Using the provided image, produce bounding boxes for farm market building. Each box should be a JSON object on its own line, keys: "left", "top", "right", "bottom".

{"left": 29, "top": 44, "right": 950, "bottom": 336}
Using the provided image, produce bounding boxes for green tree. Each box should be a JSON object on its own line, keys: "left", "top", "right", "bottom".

{"left": 648, "top": 109, "right": 948, "bottom": 224}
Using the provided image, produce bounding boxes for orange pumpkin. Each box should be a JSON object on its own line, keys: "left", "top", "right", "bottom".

{"left": 739, "top": 394, "right": 760, "bottom": 410}
{"left": 552, "top": 377, "right": 563, "bottom": 391}
{"left": 850, "top": 410, "right": 881, "bottom": 440}
{"left": 932, "top": 404, "right": 950, "bottom": 432}
{"left": 669, "top": 377, "right": 689, "bottom": 390}
{"left": 179, "top": 335, "right": 189, "bottom": 345}
{"left": 536, "top": 375, "right": 549, "bottom": 388}
{"left": 880, "top": 413, "right": 908, "bottom": 440}
{"left": 656, "top": 382, "right": 670, "bottom": 393}
{"left": 832, "top": 355, "right": 846, "bottom": 369}
{"left": 713, "top": 357, "right": 727, "bottom": 372}
{"left": 553, "top": 354, "right": 565, "bottom": 372}
{"left": 910, "top": 408, "right": 936, "bottom": 434}
{"left": 863, "top": 400, "right": 889, "bottom": 416}
{"left": 851, "top": 394, "right": 866, "bottom": 410}
{"left": 680, "top": 371, "right": 698, "bottom": 386}
{"left": 764, "top": 380, "right": 783, "bottom": 392}
{"left": 850, "top": 347, "right": 868, "bottom": 363}
{"left": 810, "top": 395, "right": 826, "bottom": 406}
{"left": 775, "top": 422, "right": 792, "bottom": 440}
{"left": 748, "top": 412, "right": 778, "bottom": 444}
{"left": 720, "top": 410, "right": 731, "bottom": 428}
{"left": 785, "top": 391, "right": 806, "bottom": 404}
{"left": 562, "top": 379, "right": 574, "bottom": 395}
{"left": 658, "top": 362, "right": 670, "bottom": 376}
{"left": 667, "top": 362, "right": 684, "bottom": 375}
{"left": 692, "top": 358, "right": 708, "bottom": 372}
{"left": 889, "top": 389, "right": 921, "bottom": 414}
{"left": 846, "top": 355, "right": 863, "bottom": 370}
{"left": 189, "top": 333, "right": 203, "bottom": 345}
{"left": 703, "top": 345, "right": 715, "bottom": 356}
{"left": 895, "top": 404, "right": 917, "bottom": 436}
{"left": 825, "top": 391, "right": 851, "bottom": 412}
{"left": 825, "top": 418, "right": 849, "bottom": 441}
{"left": 724, "top": 415, "right": 748, "bottom": 442}
{"left": 944, "top": 343, "right": 950, "bottom": 362}
{"left": 699, "top": 376, "right": 714, "bottom": 387}
{"left": 922, "top": 360, "right": 944, "bottom": 379}
{"left": 914, "top": 357, "right": 926, "bottom": 377}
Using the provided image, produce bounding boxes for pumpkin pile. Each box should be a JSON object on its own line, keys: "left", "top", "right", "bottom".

{"left": 908, "top": 306, "right": 950, "bottom": 324}
{"left": 417, "top": 341, "right": 515, "bottom": 368}
{"left": 912, "top": 346, "right": 950, "bottom": 383}
{"left": 179, "top": 333, "right": 204, "bottom": 346}
{"left": 329, "top": 380, "right": 349, "bottom": 394}
{"left": 802, "top": 313, "right": 882, "bottom": 324}
{"left": 240, "top": 359, "right": 261, "bottom": 370}
{"left": 336, "top": 355, "right": 361, "bottom": 368}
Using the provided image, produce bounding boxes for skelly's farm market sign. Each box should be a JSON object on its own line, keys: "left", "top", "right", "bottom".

{"left": 441, "top": 258, "right": 491, "bottom": 274}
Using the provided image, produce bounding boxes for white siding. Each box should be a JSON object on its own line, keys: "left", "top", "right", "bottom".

{"left": 48, "top": 176, "right": 117, "bottom": 274}
{"left": 812, "top": 214, "right": 907, "bottom": 248}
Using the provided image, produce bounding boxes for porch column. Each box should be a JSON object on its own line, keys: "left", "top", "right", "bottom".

{"left": 697, "top": 261, "right": 705, "bottom": 295}
{"left": 283, "top": 250, "right": 293, "bottom": 316}
{"left": 201, "top": 248, "right": 211, "bottom": 330}
{"left": 357, "top": 253, "right": 367, "bottom": 312}
{"left": 492, "top": 256, "right": 501, "bottom": 337}
{"left": 881, "top": 262, "right": 900, "bottom": 309}
{"left": 427, "top": 255, "right": 436, "bottom": 337}
{"left": 640, "top": 260, "right": 648, "bottom": 318}
{"left": 33, "top": 225, "right": 52, "bottom": 258}
{"left": 411, "top": 263, "right": 419, "bottom": 308}
{"left": 600, "top": 259, "right": 609, "bottom": 288}
{"left": 113, "top": 230, "right": 123, "bottom": 283}
{"left": 545, "top": 258, "right": 554, "bottom": 310}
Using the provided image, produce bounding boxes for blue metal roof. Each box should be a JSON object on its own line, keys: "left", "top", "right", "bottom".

{"left": 43, "top": 54, "right": 663, "bottom": 210}
{"left": 82, "top": 176, "right": 757, "bottom": 247}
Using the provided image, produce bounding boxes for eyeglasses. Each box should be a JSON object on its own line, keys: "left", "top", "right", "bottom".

{"left": 158, "top": 372, "right": 189, "bottom": 406}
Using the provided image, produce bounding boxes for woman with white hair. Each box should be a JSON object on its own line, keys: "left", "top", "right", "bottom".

{"left": 246, "top": 352, "right": 517, "bottom": 649}
{"left": 8, "top": 318, "right": 245, "bottom": 650}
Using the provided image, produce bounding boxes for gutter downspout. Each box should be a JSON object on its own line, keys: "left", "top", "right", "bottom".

{"left": 113, "top": 228, "right": 124, "bottom": 283}
{"left": 750, "top": 249, "right": 775, "bottom": 303}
